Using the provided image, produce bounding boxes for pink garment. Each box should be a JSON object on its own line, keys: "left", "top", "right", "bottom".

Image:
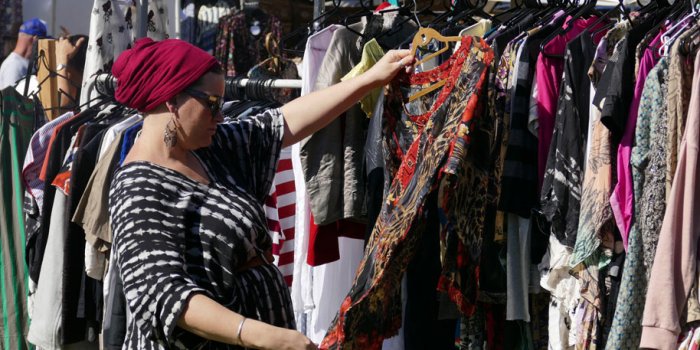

{"left": 640, "top": 49, "right": 700, "bottom": 350}
{"left": 535, "top": 16, "right": 606, "bottom": 189}
{"left": 610, "top": 30, "right": 665, "bottom": 250}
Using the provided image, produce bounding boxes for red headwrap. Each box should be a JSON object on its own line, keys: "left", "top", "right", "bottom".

{"left": 112, "top": 38, "right": 220, "bottom": 112}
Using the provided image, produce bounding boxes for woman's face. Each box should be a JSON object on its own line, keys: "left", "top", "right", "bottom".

{"left": 176, "top": 72, "right": 225, "bottom": 149}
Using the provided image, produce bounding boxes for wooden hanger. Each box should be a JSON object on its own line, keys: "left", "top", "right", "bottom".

{"left": 407, "top": 27, "right": 462, "bottom": 103}
{"left": 410, "top": 27, "right": 463, "bottom": 67}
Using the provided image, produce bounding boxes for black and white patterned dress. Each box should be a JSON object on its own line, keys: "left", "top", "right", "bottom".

{"left": 109, "top": 109, "right": 294, "bottom": 349}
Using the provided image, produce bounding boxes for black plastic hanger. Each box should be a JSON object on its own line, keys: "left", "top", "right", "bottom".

{"left": 341, "top": 0, "right": 374, "bottom": 39}
{"left": 668, "top": 0, "right": 692, "bottom": 22}
{"left": 280, "top": 0, "right": 341, "bottom": 55}
{"left": 491, "top": 0, "right": 526, "bottom": 24}
{"left": 539, "top": 0, "right": 598, "bottom": 58}
{"left": 582, "top": 1, "right": 624, "bottom": 38}
{"left": 636, "top": 0, "right": 660, "bottom": 17}
{"left": 501, "top": 0, "right": 546, "bottom": 31}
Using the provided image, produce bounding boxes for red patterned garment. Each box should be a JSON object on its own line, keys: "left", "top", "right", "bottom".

{"left": 321, "top": 36, "right": 495, "bottom": 349}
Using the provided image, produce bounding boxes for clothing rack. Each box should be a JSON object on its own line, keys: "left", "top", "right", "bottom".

{"left": 93, "top": 73, "right": 301, "bottom": 100}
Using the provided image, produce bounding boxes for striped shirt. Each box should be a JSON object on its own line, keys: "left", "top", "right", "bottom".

{"left": 109, "top": 109, "right": 294, "bottom": 349}
{"left": 21, "top": 111, "right": 73, "bottom": 214}
{"left": 265, "top": 147, "right": 296, "bottom": 286}
{"left": 1, "top": 87, "right": 36, "bottom": 350}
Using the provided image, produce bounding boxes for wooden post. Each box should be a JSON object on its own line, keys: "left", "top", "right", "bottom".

{"left": 37, "top": 39, "right": 59, "bottom": 121}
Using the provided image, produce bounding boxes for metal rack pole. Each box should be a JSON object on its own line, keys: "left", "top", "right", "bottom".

{"left": 314, "top": 0, "right": 326, "bottom": 21}
{"left": 94, "top": 74, "right": 302, "bottom": 98}
{"left": 175, "top": 0, "right": 182, "bottom": 39}
{"left": 236, "top": 78, "right": 302, "bottom": 89}
{"left": 137, "top": 0, "right": 149, "bottom": 39}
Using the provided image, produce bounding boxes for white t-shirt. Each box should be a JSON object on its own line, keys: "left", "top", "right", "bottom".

{"left": 0, "top": 52, "right": 29, "bottom": 90}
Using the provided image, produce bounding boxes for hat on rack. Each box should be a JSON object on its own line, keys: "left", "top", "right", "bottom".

{"left": 19, "top": 18, "right": 50, "bottom": 38}
{"left": 112, "top": 38, "right": 220, "bottom": 112}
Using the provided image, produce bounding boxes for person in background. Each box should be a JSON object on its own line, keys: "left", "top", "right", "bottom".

{"left": 0, "top": 18, "right": 50, "bottom": 90}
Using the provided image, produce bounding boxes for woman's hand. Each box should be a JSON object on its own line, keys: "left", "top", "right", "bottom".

{"left": 54, "top": 35, "right": 86, "bottom": 113}
{"left": 364, "top": 49, "right": 415, "bottom": 88}
{"left": 262, "top": 329, "right": 317, "bottom": 350}
{"left": 55, "top": 36, "right": 86, "bottom": 66}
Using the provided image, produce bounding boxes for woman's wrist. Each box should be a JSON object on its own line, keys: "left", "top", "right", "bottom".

{"left": 355, "top": 72, "right": 380, "bottom": 91}
{"left": 55, "top": 53, "right": 69, "bottom": 66}
{"left": 237, "top": 318, "right": 289, "bottom": 349}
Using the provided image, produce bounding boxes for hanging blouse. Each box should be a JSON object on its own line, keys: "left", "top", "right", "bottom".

{"left": 598, "top": 13, "right": 662, "bottom": 141}
{"left": 539, "top": 30, "right": 605, "bottom": 350}
{"left": 637, "top": 58, "right": 670, "bottom": 271}
{"left": 641, "top": 49, "right": 700, "bottom": 350}
{"left": 665, "top": 31, "right": 700, "bottom": 326}
{"left": 535, "top": 16, "right": 604, "bottom": 190}
{"left": 665, "top": 26, "right": 697, "bottom": 198}
{"left": 196, "top": 2, "right": 234, "bottom": 53}
{"left": 571, "top": 21, "right": 630, "bottom": 278}
{"left": 214, "top": 10, "right": 281, "bottom": 77}
{"left": 605, "top": 56, "right": 668, "bottom": 350}
{"left": 541, "top": 31, "right": 600, "bottom": 249}
{"left": 321, "top": 36, "right": 494, "bottom": 349}
{"left": 610, "top": 29, "right": 665, "bottom": 249}
{"left": 498, "top": 27, "right": 542, "bottom": 218}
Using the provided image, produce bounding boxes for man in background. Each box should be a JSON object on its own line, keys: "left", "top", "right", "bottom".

{"left": 0, "top": 18, "right": 49, "bottom": 90}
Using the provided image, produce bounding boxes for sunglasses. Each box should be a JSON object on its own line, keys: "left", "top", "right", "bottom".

{"left": 184, "top": 88, "right": 224, "bottom": 117}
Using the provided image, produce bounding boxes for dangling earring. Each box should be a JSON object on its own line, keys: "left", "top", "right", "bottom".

{"left": 164, "top": 115, "right": 177, "bottom": 147}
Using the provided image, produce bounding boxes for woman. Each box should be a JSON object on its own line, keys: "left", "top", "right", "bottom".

{"left": 109, "top": 38, "right": 413, "bottom": 349}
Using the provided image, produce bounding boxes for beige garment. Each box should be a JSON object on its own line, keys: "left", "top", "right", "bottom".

{"left": 686, "top": 279, "right": 700, "bottom": 325}
{"left": 301, "top": 23, "right": 367, "bottom": 226}
{"left": 73, "top": 130, "right": 124, "bottom": 250}
{"left": 459, "top": 19, "right": 492, "bottom": 38}
{"left": 640, "top": 50, "right": 700, "bottom": 350}
{"left": 453, "top": 19, "right": 493, "bottom": 52}
{"left": 569, "top": 99, "right": 617, "bottom": 330}
{"left": 666, "top": 26, "right": 699, "bottom": 198}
